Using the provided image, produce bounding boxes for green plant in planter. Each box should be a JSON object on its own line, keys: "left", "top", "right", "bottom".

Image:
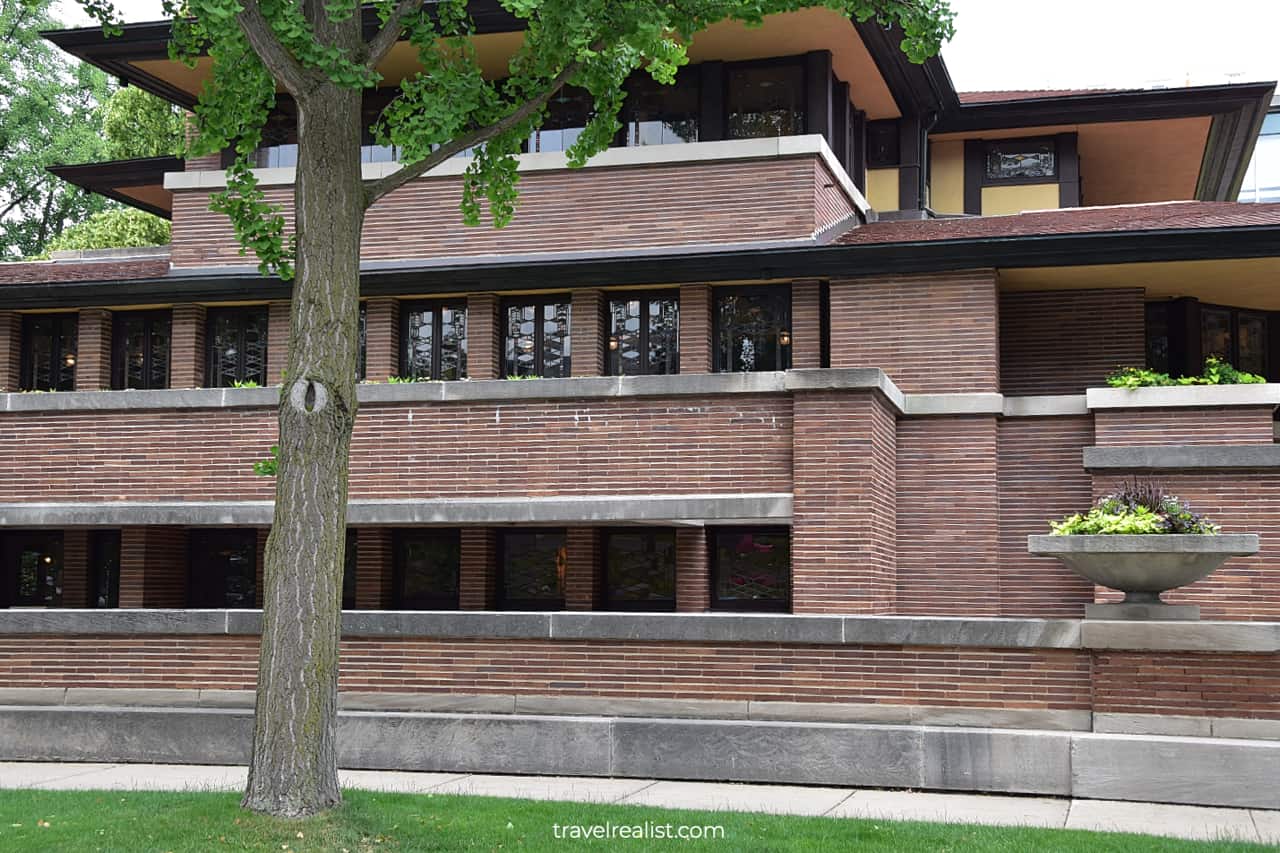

{"left": 1106, "top": 356, "right": 1265, "bottom": 389}
{"left": 231, "top": 379, "right": 261, "bottom": 389}
{"left": 1050, "top": 479, "right": 1220, "bottom": 535}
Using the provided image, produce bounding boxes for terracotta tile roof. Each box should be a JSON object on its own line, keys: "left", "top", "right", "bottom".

{"left": 957, "top": 88, "right": 1125, "bottom": 104}
{"left": 836, "top": 202, "right": 1280, "bottom": 245}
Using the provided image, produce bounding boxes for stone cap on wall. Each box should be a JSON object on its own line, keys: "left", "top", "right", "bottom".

{"left": 1086, "top": 384, "right": 1280, "bottom": 410}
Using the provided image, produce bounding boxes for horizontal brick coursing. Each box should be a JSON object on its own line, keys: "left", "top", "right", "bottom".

{"left": 0, "top": 395, "right": 792, "bottom": 501}
{"left": 1094, "top": 652, "right": 1280, "bottom": 719}
{"left": 997, "top": 416, "right": 1096, "bottom": 618}
{"left": 1093, "top": 407, "right": 1276, "bottom": 447}
{"left": 999, "top": 289, "right": 1145, "bottom": 395}
{"left": 0, "top": 635, "right": 1092, "bottom": 709}
{"left": 0, "top": 258, "right": 169, "bottom": 285}
{"left": 170, "top": 158, "right": 835, "bottom": 268}
{"left": 828, "top": 269, "right": 999, "bottom": 393}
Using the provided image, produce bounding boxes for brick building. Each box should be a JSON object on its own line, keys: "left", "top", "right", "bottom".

{"left": 2, "top": 4, "right": 1280, "bottom": 807}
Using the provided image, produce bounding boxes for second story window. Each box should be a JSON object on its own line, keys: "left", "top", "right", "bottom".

{"left": 623, "top": 72, "right": 699, "bottom": 146}
{"left": 608, "top": 293, "right": 679, "bottom": 376}
{"left": 529, "top": 87, "right": 593, "bottom": 153}
{"left": 504, "top": 296, "right": 571, "bottom": 378}
{"left": 401, "top": 301, "right": 468, "bottom": 381}
{"left": 714, "top": 287, "right": 791, "bottom": 373}
{"left": 20, "top": 314, "right": 77, "bottom": 392}
{"left": 207, "top": 306, "right": 268, "bottom": 388}
{"left": 727, "top": 62, "right": 805, "bottom": 140}
{"left": 113, "top": 310, "right": 171, "bottom": 390}
{"left": 984, "top": 139, "right": 1056, "bottom": 182}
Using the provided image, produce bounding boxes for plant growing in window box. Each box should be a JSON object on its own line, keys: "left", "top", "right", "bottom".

{"left": 1027, "top": 480, "right": 1259, "bottom": 620}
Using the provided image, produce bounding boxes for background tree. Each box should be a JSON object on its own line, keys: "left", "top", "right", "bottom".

{"left": 39, "top": 207, "right": 171, "bottom": 255}
{"left": 101, "top": 84, "right": 185, "bottom": 160}
{"left": 69, "top": 0, "right": 953, "bottom": 818}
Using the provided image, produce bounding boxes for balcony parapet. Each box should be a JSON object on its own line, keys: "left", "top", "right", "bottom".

{"left": 1087, "top": 384, "right": 1280, "bottom": 410}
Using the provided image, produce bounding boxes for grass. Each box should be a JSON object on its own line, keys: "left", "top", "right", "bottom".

{"left": 0, "top": 788, "right": 1270, "bottom": 852}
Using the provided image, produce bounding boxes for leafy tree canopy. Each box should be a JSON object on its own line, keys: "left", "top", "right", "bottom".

{"left": 37, "top": 207, "right": 171, "bottom": 256}
{"left": 101, "top": 84, "right": 186, "bottom": 160}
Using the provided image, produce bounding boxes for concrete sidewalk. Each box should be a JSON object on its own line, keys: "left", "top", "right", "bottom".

{"left": 0, "top": 762, "right": 1276, "bottom": 844}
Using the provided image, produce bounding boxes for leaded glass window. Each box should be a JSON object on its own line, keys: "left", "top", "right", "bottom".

{"left": 90, "top": 530, "right": 120, "bottom": 609}
{"left": 622, "top": 72, "right": 699, "bottom": 146}
{"left": 1144, "top": 303, "right": 1170, "bottom": 375}
{"left": 711, "top": 527, "right": 790, "bottom": 611}
{"left": 1238, "top": 312, "right": 1269, "bottom": 377}
{"left": 19, "top": 314, "right": 77, "bottom": 392}
{"left": 608, "top": 293, "right": 679, "bottom": 376}
{"left": 714, "top": 287, "right": 791, "bottom": 373}
{"left": 727, "top": 62, "right": 806, "bottom": 140}
{"left": 401, "top": 301, "right": 468, "bottom": 380}
{"left": 394, "top": 529, "right": 461, "bottom": 610}
{"left": 1201, "top": 307, "right": 1232, "bottom": 362}
{"left": 604, "top": 529, "right": 676, "bottom": 611}
{"left": 113, "top": 310, "right": 170, "bottom": 390}
{"left": 1199, "top": 305, "right": 1269, "bottom": 377}
{"left": 984, "top": 139, "right": 1056, "bottom": 181}
{"left": 206, "top": 307, "right": 268, "bottom": 388}
{"left": 4, "top": 532, "right": 63, "bottom": 607}
{"left": 499, "top": 529, "right": 566, "bottom": 610}
{"left": 188, "top": 529, "right": 257, "bottom": 608}
{"left": 503, "top": 297, "right": 571, "bottom": 378}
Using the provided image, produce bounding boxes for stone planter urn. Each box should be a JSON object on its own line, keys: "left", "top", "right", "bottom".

{"left": 1027, "top": 534, "right": 1260, "bottom": 620}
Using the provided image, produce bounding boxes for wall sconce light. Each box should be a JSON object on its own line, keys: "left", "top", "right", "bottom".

{"left": 608, "top": 336, "right": 619, "bottom": 351}
{"left": 64, "top": 353, "right": 77, "bottom": 367}
{"left": 42, "top": 555, "right": 53, "bottom": 564}
{"left": 778, "top": 329, "right": 792, "bottom": 347}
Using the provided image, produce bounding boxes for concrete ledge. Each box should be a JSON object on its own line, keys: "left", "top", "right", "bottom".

{"left": 1084, "top": 444, "right": 1280, "bottom": 470}
{"left": 902, "top": 393, "right": 1003, "bottom": 416}
{"left": 1, "top": 706, "right": 1277, "bottom": 807}
{"left": 1002, "top": 395, "right": 1090, "bottom": 417}
{"left": 0, "top": 386, "right": 278, "bottom": 412}
{"left": 0, "top": 493, "right": 794, "bottom": 528}
{"left": 1086, "top": 384, "right": 1280, "bottom": 410}
{"left": 1081, "top": 620, "right": 1280, "bottom": 652}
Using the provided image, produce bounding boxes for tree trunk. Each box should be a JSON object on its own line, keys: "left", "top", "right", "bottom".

{"left": 241, "top": 81, "right": 365, "bottom": 818}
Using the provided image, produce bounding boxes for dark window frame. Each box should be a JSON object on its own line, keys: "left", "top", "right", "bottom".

{"left": 19, "top": 313, "right": 77, "bottom": 392}
{"left": 399, "top": 299, "right": 469, "bottom": 381}
{"left": 980, "top": 136, "right": 1059, "bottom": 186}
{"left": 601, "top": 527, "right": 677, "bottom": 612}
{"left": 708, "top": 525, "right": 791, "bottom": 613}
{"left": 392, "top": 528, "right": 461, "bottom": 611}
{"left": 187, "top": 529, "right": 257, "bottom": 608}
{"left": 343, "top": 529, "right": 357, "bottom": 610}
{"left": 497, "top": 527, "right": 567, "bottom": 611}
{"left": 2, "top": 530, "right": 64, "bottom": 608}
{"left": 1147, "top": 298, "right": 1276, "bottom": 381}
{"left": 501, "top": 295, "right": 572, "bottom": 379}
{"left": 723, "top": 55, "right": 808, "bottom": 141}
{"left": 604, "top": 290, "right": 681, "bottom": 377}
{"left": 90, "top": 530, "right": 121, "bottom": 609}
{"left": 205, "top": 305, "right": 269, "bottom": 388}
{"left": 712, "top": 284, "right": 793, "bottom": 373}
{"left": 112, "top": 309, "right": 172, "bottom": 390}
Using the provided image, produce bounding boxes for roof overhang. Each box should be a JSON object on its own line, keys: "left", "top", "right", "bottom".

{"left": 47, "top": 156, "right": 183, "bottom": 218}
{"left": 4, "top": 222, "right": 1279, "bottom": 309}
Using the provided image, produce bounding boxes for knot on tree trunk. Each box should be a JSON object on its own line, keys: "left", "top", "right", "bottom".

{"left": 289, "top": 378, "right": 329, "bottom": 414}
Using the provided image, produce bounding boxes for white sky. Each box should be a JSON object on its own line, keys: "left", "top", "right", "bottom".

{"left": 53, "top": 0, "right": 1280, "bottom": 93}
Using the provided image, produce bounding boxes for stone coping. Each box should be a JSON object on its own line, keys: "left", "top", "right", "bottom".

{"left": 1086, "top": 383, "right": 1280, "bottom": 410}
{"left": 1084, "top": 445, "right": 1280, "bottom": 470}
{"left": 165, "top": 135, "right": 872, "bottom": 218}
{"left": 0, "top": 368, "right": 906, "bottom": 414}
{"left": 0, "top": 493, "right": 793, "bottom": 527}
{"left": 0, "top": 609, "right": 1274, "bottom": 652}
{"left": 1028, "top": 533, "right": 1260, "bottom": 555}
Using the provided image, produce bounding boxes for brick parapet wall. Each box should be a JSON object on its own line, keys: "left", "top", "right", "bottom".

{"left": 791, "top": 389, "right": 897, "bottom": 613}
{"left": 896, "top": 416, "right": 999, "bottom": 616}
{"left": 569, "top": 290, "right": 604, "bottom": 378}
{"left": 1093, "top": 407, "right": 1276, "bottom": 447}
{"left": 466, "top": 294, "right": 500, "bottom": 380}
{"left": 828, "top": 269, "right": 999, "bottom": 393}
{"left": 169, "top": 157, "right": 835, "bottom": 268}
{"left": 73, "top": 309, "right": 112, "bottom": 391}
{"left": 1000, "top": 289, "right": 1145, "bottom": 395}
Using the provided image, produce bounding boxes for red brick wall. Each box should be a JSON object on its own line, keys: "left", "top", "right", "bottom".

{"left": 362, "top": 298, "right": 399, "bottom": 382}
{"left": 569, "top": 290, "right": 604, "bottom": 377}
{"left": 678, "top": 284, "right": 712, "bottom": 374}
{"left": 0, "top": 258, "right": 169, "bottom": 285}
{"left": 1000, "top": 289, "right": 1145, "bottom": 395}
{"left": 828, "top": 269, "right": 999, "bottom": 393}
{"left": 813, "top": 159, "right": 855, "bottom": 233}
{"left": 466, "top": 294, "right": 499, "bottom": 380}
{"left": 62, "top": 530, "right": 89, "bottom": 608}
{"left": 896, "top": 417, "right": 1000, "bottom": 616}
{"left": 459, "top": 528, "right": 497, "bottom": 610}
{"left": 170, "top": 304, "right": 206, "bottom": 389}
{"left": 997, "top": 416, "right": 1096, "bottom": 617}
{"left": 790, "top": 280, "right": 822, "bottom": 370}
{"left": 170, "top": 157, "right": 837, "bottom": 268}
{"left": 791, "top": 390, "right": 896, "bottom": 613}
{"left": 0, "top": 311, "right": 19, "bottom": 391}
{"left": 1093, "top": 407, "right": 1276, "bottom": 447}
{"left": 266, "top": 301, "right": 291, "bottom": 385}
{"left": 74, "top": 309, "right": 112, "bottom": 391}
{"left": 0, "top": 634, "right": 1093, "bottom": 710}
{"left": 1094, "top": 652, "right": 1280, "bottom": 719}
{"left": 564, "top": 528, "right": 601, "bottom": 610}
{"left": 675, "top": 528, "right": 710, "bottom": 613}
{"left": 119, "top": 527, "right": 187, "bottom": 608}
{"left": 356, "top": 528, "right": 393, "bottom": 609}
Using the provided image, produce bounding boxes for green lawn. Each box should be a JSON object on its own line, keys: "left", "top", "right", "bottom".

{"left": 0, "top": 789, "right": 1269, "bottom": 852}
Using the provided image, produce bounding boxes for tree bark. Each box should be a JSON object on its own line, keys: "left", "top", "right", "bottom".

{"left": 241, "top": 80, "right": 364, "bottom": 817}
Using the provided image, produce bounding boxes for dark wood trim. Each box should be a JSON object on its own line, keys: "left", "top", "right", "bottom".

{"left": 1057, "top": 133, "right": 1080, "bottom": 208}
{"left": 804, "top": 50, "right": 833, "bottom": 145}
{"left": 48, "top": 157, "right": 182, "bottom": 220}
{"left": 1166, "top": 297, "right": 1202, "bottom": 379}
{"left": 897, "top": 115, "right": 924, "bottom": 211}
{"left": 89, "top": 530, "right": 121, "bottom": 609}
{"left": 697, "top": 61, "right": 725, "bottom": 142}
{"left": 962, "top": 139, "right": 984, "bottom": 215}
{"left": 850, "top": 18, "right": 955, "bottom": 117}
{"left": 850, "top": 109, "right": 867, "bottom": 193}
{"left": 1198, "top": 99, "right": 1272, "bottom": 201}
{"left": 831, "top": 80, "right": 851, "bottom": 174}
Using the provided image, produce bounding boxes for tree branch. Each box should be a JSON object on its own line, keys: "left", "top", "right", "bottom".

{"left": 363, "top": 60, "right": 580, "bottom": 208}
{"left": 236, "top": 0, "right": 327, "bottom": 98}
{"left": 364, "top": 0, "right": 420, "bottom": 70}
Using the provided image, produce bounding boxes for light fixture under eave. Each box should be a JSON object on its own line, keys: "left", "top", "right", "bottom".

{"left": 64, "top": 354, "right": 77, "bottom": 367}
{"left": 608, "top": 336, "right": 619, "bottom": 351}
{"left": 778, "top": 329, "right": 792, "bottom": 347}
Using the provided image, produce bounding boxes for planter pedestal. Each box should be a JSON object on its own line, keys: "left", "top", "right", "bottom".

{"left": 1084, "top": 602, "right": 1200, "bottom": 620}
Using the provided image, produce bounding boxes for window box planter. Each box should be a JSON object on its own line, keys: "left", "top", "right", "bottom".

{"left": 1028, "top": 534, "right": 1259, "bottom": 620}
